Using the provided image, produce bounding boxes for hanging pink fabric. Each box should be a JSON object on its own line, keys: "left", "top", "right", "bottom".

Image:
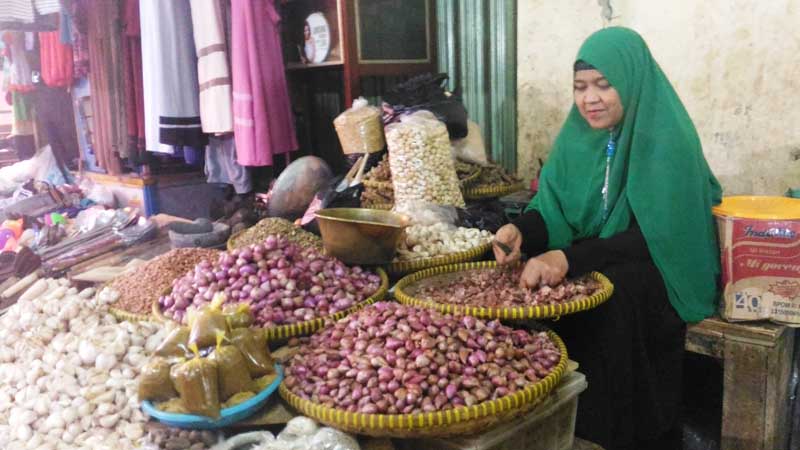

{"left": 231, "top": 0, "right": 297, "bottom": 167}
{"left": 38, "top": 30, "right": 73, "bottom": 88}
{"left": 121, "top": 0, "right": 145, "bottom": 159}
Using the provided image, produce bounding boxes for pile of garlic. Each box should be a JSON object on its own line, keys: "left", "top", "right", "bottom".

{"left": 0, "top": 278, "right": 171, "bottom": 450}
{"left": 386, "top": 112, "right": 465, "bottom": 209}
{"left": 395, "top": 223, "right": 493, "bottom": 260}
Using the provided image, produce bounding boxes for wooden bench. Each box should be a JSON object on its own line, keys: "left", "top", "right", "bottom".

{"left": 685, "top": 317, "right": 796, "bottom": 450}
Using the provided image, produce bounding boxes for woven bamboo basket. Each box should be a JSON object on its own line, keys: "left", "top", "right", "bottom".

{"left": 463, "top": 182, "right": 526, "bottom": 200}
{"left": 457, "top": 166, "right": 482, "bottom": 188}
{"left": 109, "top": 307, "right": 152, "bottom": 323}
{"left": 152, "top": 268, "right": 389, "bottom": 341}
{"left": 386, "top": 241, "right": 492, "bottom": 277}
{"left": 279, "top": 329, "right": 567, "bottom": 438}
{"left": 394, "top": 261, "right": 613, "bottom": 320}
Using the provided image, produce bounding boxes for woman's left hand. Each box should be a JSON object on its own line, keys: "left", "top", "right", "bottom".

{"left": 519, "top": 250, "right": 569, "bottom": 289}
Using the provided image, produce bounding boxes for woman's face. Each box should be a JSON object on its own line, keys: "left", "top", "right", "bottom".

{"left": 573, "top": 69, "right": 623, "bottom": 129}
{"left": 304, "top": 24, "right": 311, "bottom": 39}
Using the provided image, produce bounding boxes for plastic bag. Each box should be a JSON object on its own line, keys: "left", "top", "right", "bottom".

{"left": 386, "top": 111, "right": 464, "bottom": 210}
{"left": 451, "top": 120, "right": 489, "bottom": 166}
{"left": 308, "top": 427, "right": 361, "bottom": 450}
{"left": 333, "top": 97, "right": 385, "bottom": 154}
{"left": 209, "top": 332, "right": 253, "bottom": 400}
{"left": 383, "top": 73, "right": 468, "bottom": 139}
{"left": 394, "top": 200, "right": 458, "bottom": 227}
{"left": 137, "top": 357, "right": 178, "bottom": 401}
{"left": 223, "top": 303, "right": 253, "bottom": 329}
{"left": 229, "top": 327, "right": 274, "bottom": 377}
{"left": 188, "top": 293, "right": 230, "bottom": 349}
{"left": 155, "top": 326, "right": 191, "bottom": 358}
{"left": 170, "top": 346, "right": 221, "bottom": 419}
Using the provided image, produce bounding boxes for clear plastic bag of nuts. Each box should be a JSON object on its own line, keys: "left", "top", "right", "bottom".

{"left": 386, "top": 111, "right": 465, "bottom": 210}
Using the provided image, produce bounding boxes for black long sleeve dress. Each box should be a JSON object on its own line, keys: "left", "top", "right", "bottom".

{"left": 513, "top": 210, "right": 685, "bottom": 450}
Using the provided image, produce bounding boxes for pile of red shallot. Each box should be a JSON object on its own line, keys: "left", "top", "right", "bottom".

{"left": 158, "top": 235, "right": 382, "bottom": 326}
{"left": 416, "top": 268, "right": 601, "bottom": 308}
{"left": 284, "top": 302, "right": 561, "bottom": 414}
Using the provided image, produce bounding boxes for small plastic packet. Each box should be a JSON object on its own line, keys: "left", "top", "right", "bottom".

{"left": 209, "top": 331, "right": 253, "bottom": 400}
{"left": 223, "top": 302, "right": 253, "bottom": 329}
{"left": 170, "top": 344, "right": 221, "bottom": 418}
{"left": 137, "top": 356, "right": 178, "bottom": 401}
{"left": 154, "top": 326, "right": 191, "bottom": 358}
{"left": 229, "top": 327, "right": 274, "bottom": 377}
{"left": 189, "top": 293, "right": 230, "bottom": 349}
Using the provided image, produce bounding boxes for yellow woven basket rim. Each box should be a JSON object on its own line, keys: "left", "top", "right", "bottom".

{"left": 152, "top": 268, "right": 389, "bottom": 341}
{"left": 463, "top": 182, "right": 526, "bottom": 200}
{"left": 278, "top": 329, "right": 568, "bottom": 437}
{"left": 109, "top": 307, "right": 152, "bottom": 323}
{"left": 394, "top": 261, "right": 614, "bottom": 320}
{"left": 387, "top": 241, "right": 493, "bottom": 276}
{"left": 458, "top": 166, "right": 483, "bottom": 188}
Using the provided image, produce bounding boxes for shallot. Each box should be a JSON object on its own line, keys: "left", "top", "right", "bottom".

{"left": 158, "top": 235, "right": 382, "bottom": 327}
{"left": 416, "top": 268, "right": 601, "bottom": 308}
{"left": 284, "top": 302, "right": 562, "bottom": 414}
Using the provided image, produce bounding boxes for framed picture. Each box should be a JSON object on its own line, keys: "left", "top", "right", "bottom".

{"left": 282, "top": 0, "right": 344, "bottom": 68}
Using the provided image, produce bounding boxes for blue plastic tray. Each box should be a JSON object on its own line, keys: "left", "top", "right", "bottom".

{"left": 141, "top": 364, "right": 283, "bottom": 429}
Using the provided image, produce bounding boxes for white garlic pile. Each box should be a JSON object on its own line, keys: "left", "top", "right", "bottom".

{"left": 395, "top": 223, "right": 493, "bottom": 260}
{"left": 386, "top": 112, "right": 465, "bottom": 209}
{"left": 0, "top": 278, "right": 170, "bottom": 450}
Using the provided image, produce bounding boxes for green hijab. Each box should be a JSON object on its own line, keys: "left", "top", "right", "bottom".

{"left": 528, "top": 27, "right": 722, "bottom": 322}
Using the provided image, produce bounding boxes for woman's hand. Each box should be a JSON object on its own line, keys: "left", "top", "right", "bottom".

{"left": 519, "top": 250, "right": 569, "bottom": 289}
{"left": 493, "top": 224, "right": 523, "bottom": 265}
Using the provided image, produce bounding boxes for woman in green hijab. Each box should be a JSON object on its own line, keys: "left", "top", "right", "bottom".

{"left": 494, "top": 27, "right": 721, "bottom": 450}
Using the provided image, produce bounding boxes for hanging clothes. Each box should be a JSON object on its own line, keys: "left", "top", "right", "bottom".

{"left": 0, "top": 0, "right": 61, "bottom": 30}
{"left": 38, "top": 27, "right": 73, "bottom": 88}
{"left": 35, "top": 85, "right": 79, "bottom": 172}
{"left": 205, "top": 134, "right": 252, "bottom": 194}
{"left": 121, "top": 0, "right": 146, "bottom": 164}
{"left": 189, "top": 0, "right": 234, "bottom": 134}
{"left": 231, "top": 0, "right": 297, "bottom": 166}
{"left": 1, "top": 31, "right": 35, "bottom": 93}
{"left": 84, "top": 0, "right": 125, "bottom": 174}
{"left": 67, "top": 0, "right": 89, "bottom": 79}
{"left": 140, "top": 0, "right": 205, "bottom": 154}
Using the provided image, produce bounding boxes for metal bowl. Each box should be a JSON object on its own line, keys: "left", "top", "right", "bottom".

{"left": 314, "top": 208, "right": 410, "bottom": 265}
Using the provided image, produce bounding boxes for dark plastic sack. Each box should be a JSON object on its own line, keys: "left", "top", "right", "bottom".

{"left": 383, "top": 73, "right": 469, "bottom": 139}
{"left": 456, "top": 200, "right": 510, "bottom": 233}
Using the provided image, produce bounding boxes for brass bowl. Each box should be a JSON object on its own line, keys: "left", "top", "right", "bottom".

{"left": 315, "top": 208, "right": 410, "bottom": 265}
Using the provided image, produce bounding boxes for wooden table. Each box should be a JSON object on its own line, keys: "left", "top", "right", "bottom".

{"left": 685, "top": 317, "right": 795, "bottom": 450}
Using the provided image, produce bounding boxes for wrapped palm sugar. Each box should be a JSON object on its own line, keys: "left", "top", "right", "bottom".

{"left": 138, "top": 357, "right": 178, "bottom": 401}
{"left": 229, "top": 328, "right": 274, "bottom": 377}
{"left": 209, "top": 331, "right": 253, "bottom": 400}
{"left": 222, "top": 391, "right": 256, "bottom": 408}
{"left": 223, "top": 303, "right": 253, "bottom": 329}
{"left": 170, "top": 345, "right": 221, "bottom": 418}
{"left": 155, "top": 398, "right": 189, "bottom": 414}
{"left": 154, "top": 326, "right": 191, "bottom": 358}
{"left": 188, "top": 293, "right": 229, "bottom": 349}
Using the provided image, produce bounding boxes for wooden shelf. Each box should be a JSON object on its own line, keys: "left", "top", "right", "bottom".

{"left": 287, "top": 61, "right": 344, "bottom": 70}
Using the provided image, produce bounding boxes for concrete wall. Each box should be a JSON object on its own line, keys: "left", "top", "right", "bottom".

{"left": 517, "top": 0, "right": 800, "bottom": 195}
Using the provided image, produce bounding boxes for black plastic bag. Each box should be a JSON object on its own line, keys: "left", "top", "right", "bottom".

{"left": 383, "top": 73, "right": 469, "bottom": 139}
